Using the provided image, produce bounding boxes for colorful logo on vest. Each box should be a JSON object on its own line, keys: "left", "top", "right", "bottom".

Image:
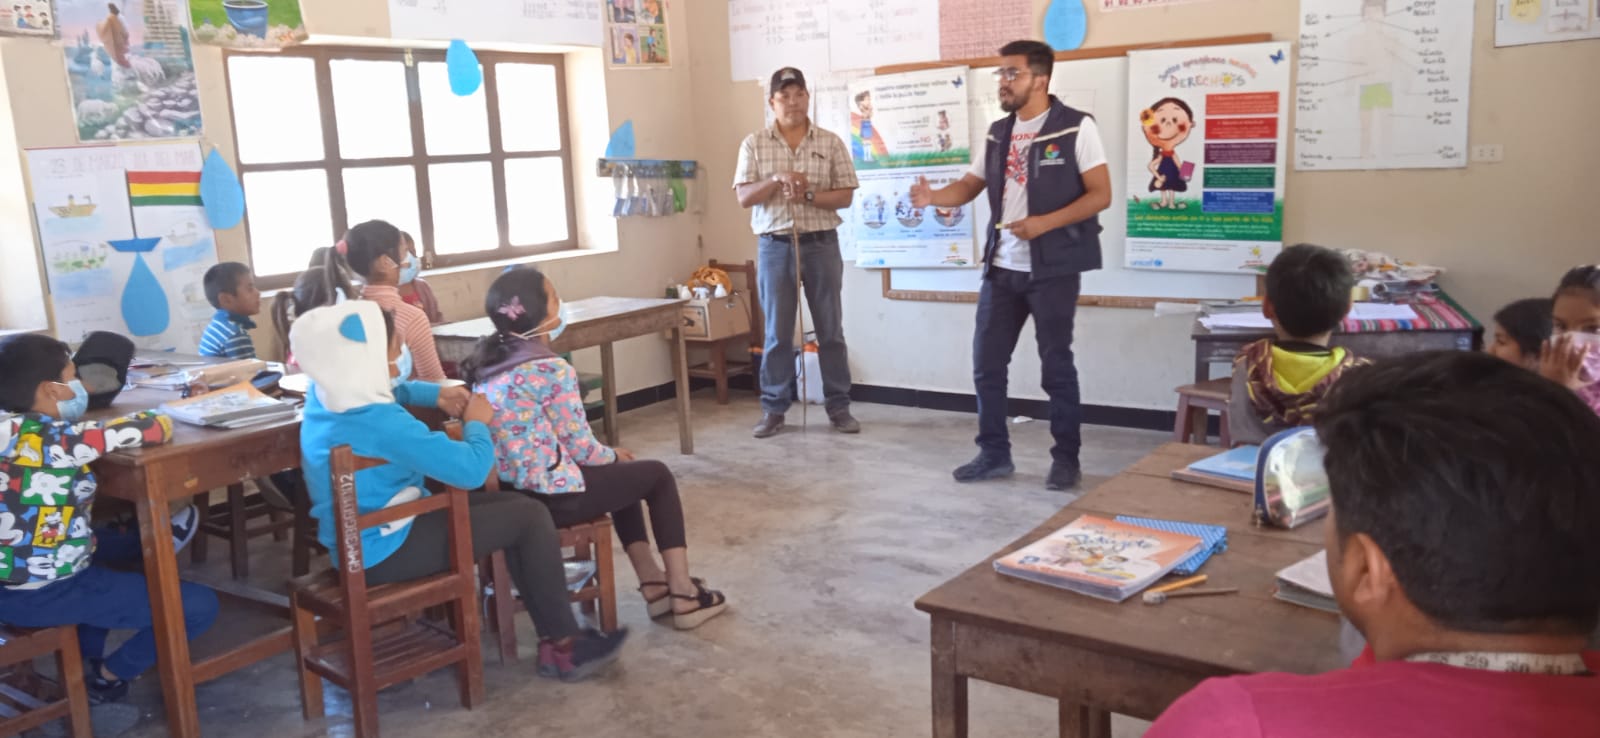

{"left": 1044, "top": 144, "right": 1062, "bottom": 160}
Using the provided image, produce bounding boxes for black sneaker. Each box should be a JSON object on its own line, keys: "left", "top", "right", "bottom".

{"left": 1046, "top": 462, "right": 1083, "bottom": 491}
{"left": 86, "top": 662, "right": 130, "bottom": 704}
{"left": 537, "top": 627, "right": 629, "bottom": 682}
{"left": 952, "top": 454, "right": 1015, "bottom": 483}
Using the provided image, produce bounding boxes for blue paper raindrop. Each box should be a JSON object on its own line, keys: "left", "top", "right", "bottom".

{"left": 199, "top": 148, "right": 245, "bottom": 230}
{"left": 121, "top": 254, "right": 169, "bottom": 337}
{"left": 605, "top": 120, "right": 636, "bottom": 158}
{"left": 446, "top": 40, "right": 483, "bottom": 96}
{"left": 1043, "top": 0, "right": 1088, "bottom": 52}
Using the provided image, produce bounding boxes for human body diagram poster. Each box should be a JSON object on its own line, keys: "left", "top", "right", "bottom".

{"left": 1295, "top": 0, "right": 1473, "bottom": 171}
{"left": 25, "top": 143, "right": 219, "bottom": 350}
{"left": 1124, "top": 42, "right": 1289, "bottom": 274}
{"left": 847, "top": 68, "right": 975, "bottom": 268}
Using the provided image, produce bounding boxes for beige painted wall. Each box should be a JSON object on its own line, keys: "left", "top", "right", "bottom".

{"left": 0, "top": 0, "right": 704, "bottom": 395}
{"left": 689, "top": 0, "right": 1600, "bottom": 410}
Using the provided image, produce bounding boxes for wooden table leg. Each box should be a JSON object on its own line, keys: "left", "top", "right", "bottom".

{"left": 1059, "top": 701, "right": 1112, "bottom": 738}
{"left": 930, "top": 617, "right": 968, "bottom": 738}
{"left": 599, "top": 341, "right": 620, "bottom": 447}
{"left": 671, "top": 327, "right": 693, "bottom": 455}
{"left": 136, "top": 485, "right": 201, "bottom": 738}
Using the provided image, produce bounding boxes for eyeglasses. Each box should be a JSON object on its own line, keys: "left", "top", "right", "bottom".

{"left": 993, "top": 67, "right": 1030, "bottom": 82}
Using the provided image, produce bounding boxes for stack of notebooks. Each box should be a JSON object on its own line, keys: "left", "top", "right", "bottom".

{"left": 159, "top": 381, "right": 296, "bottom": 429}
{"left": 994, "top": 515, "right": 1205, "bottom": 602}
{"left": 1172, "top": 444, "right": 1258, "bottom": 494}
{"left": 1274, "top": 550, "right": 1338, "bottom": 613}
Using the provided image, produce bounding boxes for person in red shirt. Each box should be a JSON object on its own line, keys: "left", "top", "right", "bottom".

{"left": 1147, "top": 351, "right": 1600, "bottom": 738}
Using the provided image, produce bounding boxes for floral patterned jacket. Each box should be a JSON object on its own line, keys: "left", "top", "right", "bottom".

{"left": 476, "top": 358, "right": 614, "bottom": 495}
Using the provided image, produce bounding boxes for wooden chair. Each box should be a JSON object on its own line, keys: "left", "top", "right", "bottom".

{"left": 0, "top": 626, "right": 92, "bottom": 738}
{"left": 685, "top": 259, "right": 763, "bottom": 405}
{"left": 1173, "top": 378, "right": 1233, "bottom": 447}
{"left": 191, "top": 480, "right": 299, "bottom": 580}
{"left": 289, "top": 422, "right": 483, "bottom": 738}
{"left": 481, "top": 516, "right": 618, "bottom": 664}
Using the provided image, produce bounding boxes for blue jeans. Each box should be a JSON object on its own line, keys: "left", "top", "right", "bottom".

{"left": 0, "top": 566, "right": 218, "bottom": 680}
{"left": 757, "top": 230, "right": 852, "bottom": 414}
{"left": 973, "top": 268, "right": 1083, "bottom": 465}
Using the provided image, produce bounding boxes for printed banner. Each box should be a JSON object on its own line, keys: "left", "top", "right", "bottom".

{"left": 847, "top": 67, "right": 975, "bottom": 268}
{"left": 0, "top": 0, "right": 57, "bottom": 36}
{"left": 1495, "top": 0, "right": 1599, "bottom": 48}
{"left": 59, "top": 0, "right": 201, "bottom": 142}
{"left": 1124, "top": 41, "right": 1289, "bottom": 274}
{"left": 189, "top": 0, "right": 307, "bottom": 49}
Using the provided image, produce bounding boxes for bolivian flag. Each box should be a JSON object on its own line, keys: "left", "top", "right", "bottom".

{"left": 128, "top": 171, "right": 202, "bottom": 207}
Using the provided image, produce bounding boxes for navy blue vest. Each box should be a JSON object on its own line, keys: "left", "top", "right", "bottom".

{"left": 982, "top": 97, "right": 1103, "bottom": 279}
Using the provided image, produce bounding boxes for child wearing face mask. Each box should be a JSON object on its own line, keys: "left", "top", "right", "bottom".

{"left": 461, "top": 267, "right": 730, "bottom": 630}
{"left": 396, "top": 232, "right": 444, "bottom": 325}
{"left": 0, "top": 334, "right": 219, "bottom": 704}
{"left": 344, "top": 220, "right": 446, "bottom": 381}
{"left": 1540, "top": 265, "right": 1600, "bottom": 415}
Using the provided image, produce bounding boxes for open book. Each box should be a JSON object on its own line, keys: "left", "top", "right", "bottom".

{"left": 1274, "top": 549, "right": 1338, "bottom": 613}
{"left": 159, "top": 381, "right": 296, "bottom": 429}
{"left": 994, "top": 515, "right": 1204, "bottom": 602}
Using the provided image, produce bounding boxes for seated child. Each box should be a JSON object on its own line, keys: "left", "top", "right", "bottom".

{"left": 461, "top": 267, "right": 729, "bottom": 630}
{"left": 1147, "top": 351, "right": 1600, "bottom": 737}
{"left": 342, "top": 220, "right": 446, "bottom": 381}
{"left": 198, "top": 262, "right": 262, "bottom": 360}
{"left": 396, "top": 232, "right": 444, "bottom": 325}
{"left": 1228, "top": 244, "right": 1368, "bottom": 445}
{"left": 1540, "top": 265, "right": 1600, "bottom": 415}
{"left": 0, "top": 334, "right": 218, "bottom": 703}
{"left": 1486, "top": 298, "right": 1552, "bottom": 369}
{"left": 291, "top": 302, "right": 627, "bottom": 680}
{"left": 272, "top": 263, "right": 357, "bottom": 368}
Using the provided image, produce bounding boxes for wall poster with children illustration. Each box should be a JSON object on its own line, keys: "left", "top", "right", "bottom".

{"left": 58, "top": 0, "right": 202, "bottom": 142}
{"left": 606, "top": 0, "right": 669, "bottom": 68}
{"left": 24, "top": 142, "right": 220, "bottom": 351}
{"left": 0, "top": 0, "right": 58, "bottom": 36}
{"left": 1124, "top": 41, "right": 1290, "bottom": 275}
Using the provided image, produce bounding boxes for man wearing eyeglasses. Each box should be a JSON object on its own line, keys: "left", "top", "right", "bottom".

{"left": 910, "top": 40, "right": 1112, "bottom": 491}
{"left": 734, "top": 67, "right": 861, "bottom": 439}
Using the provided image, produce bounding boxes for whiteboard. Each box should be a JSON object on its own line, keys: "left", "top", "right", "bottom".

{"left": 887, "top": 55, "right": 1257, "bottom": 301}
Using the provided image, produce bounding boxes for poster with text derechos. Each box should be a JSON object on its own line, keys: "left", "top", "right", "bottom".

{"left": 848, "top": 67, "right": 974, "bottom": 268}
{"left": 1124, "top": 42, "right": 1289, "bottom": 274}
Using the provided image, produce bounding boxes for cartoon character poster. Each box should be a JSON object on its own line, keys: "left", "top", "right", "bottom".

{"left": 58, "top": 0, "right": 201, "bottom": 142}
{"left": 0, "top": 0, "right": 58, "bottom": 36}
{"left": 189, "top": 0, "right": 306, "bottom": 49}
{"left": 1124, "top": 42, "right": 1290, "bottom": 274}
{"left": 607, "top": 0, "right": 668, "bottom": 68}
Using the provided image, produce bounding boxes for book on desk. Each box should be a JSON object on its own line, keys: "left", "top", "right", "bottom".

{"left": 1171, "top": 444, "right": 1258, "bottom": 494}
{"left": 994, "top": 515, "right": 1204, "bottom": 602}
{"left": 159, "top": 381, "right": 296, "bottom": 429}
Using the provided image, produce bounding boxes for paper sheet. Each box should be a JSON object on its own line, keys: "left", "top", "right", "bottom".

{"left": 388, "top": 0, "right": 601, "bottom": 47}
{"left": 728, "top": 0, "right": 830, "bottom": 82}
{"left": 1348, "top": 303, "right": 1418, "bottom": 321}
{"left": 1276, "top": 549, "right": 1333, "bottom": 597}
{"left": 827, "top": 0, "right": 939, "bottom": 72}
{"left": 1495, "top": 0, "right": 1600, "bottom": 47}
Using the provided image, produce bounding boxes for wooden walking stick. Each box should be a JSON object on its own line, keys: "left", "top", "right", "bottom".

{"left": 788, "top": 196, "right": 807, "bottom": 432}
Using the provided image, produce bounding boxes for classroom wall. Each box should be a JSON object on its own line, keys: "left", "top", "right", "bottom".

{"left": 0, "top": 0, "right": 705, "bottom": 395}
{"left": 689, "top": 0, "right": 1599, "bottom": 411}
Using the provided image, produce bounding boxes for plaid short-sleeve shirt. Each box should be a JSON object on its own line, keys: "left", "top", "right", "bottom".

{"left": 733, "top": 123, "right": 859, "bottom": 236}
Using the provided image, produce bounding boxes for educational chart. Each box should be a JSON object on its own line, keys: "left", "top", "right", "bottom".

{"left": 810, "top": 70, "right": 873, "bottom": 260}
{"left": 1295, "top": 0, "right": 1474, "bottom": 171}
{"left": 729, "top": 0, "right": 829, "bottom": 83}
{"left": 848, "top": 68, "right": 973, "bottom": 268}
{"left": 828, "top": 0, "right": 939, "bottom": 73}
{"left": 387, "top": 0, "right": 601, "bottom": 47}
{"left": 59, "top": 0, "right": 201, "bottom": 142}
{"left": 0, "top": 0, "right": 57, "bottom": 36}
{"left": 938, "top": 0, "right": 1030, "bottom": 60}
{"left": 1495, "top": 0, "right": 1600, "bottom": 47}
{"left": 189, "top": 0, "right": 307, "bottom": 49}
{"left": 1125, "top": 42, "right": 1289, "bottom": 274}
{"left": 1100, "top": 0, "right": 1212, "bottom": 9}
{"left": 729, "top": 0, "right": 941, "bottom": 81}
{"left": 607, "top": 0, "right": 669, "bottom": 67}
{"left": 25, "top": 143, "right": 220, "bottom": 350}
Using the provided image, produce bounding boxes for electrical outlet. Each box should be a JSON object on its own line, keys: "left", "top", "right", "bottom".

{"left": 1470, "top": 144, "right": 1504, "bottom": 163}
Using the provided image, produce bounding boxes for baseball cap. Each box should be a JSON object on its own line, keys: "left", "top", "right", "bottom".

{"left": 769, "top": 67, "right": 807, "bottom": 96}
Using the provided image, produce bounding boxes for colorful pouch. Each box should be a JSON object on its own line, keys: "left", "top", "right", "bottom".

{"left": 1254, "top": 427, "right": 1331, "bottom": 529}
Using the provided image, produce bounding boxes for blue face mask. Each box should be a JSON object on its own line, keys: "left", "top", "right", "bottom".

{"left": 398, "top": 253, "right": 421, "bottom": 285}
{"left": 515, "top": 300, "right": 569, "bottom": 342}
{"left": 391, "top": 344, "right": 414, "bottom": 387}
{"left": 57, "top": 380, "right": 89, "bottom": 422}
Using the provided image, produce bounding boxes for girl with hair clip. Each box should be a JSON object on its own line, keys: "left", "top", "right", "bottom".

{"left": 461, "top": 267, "right": 729, "bottom": 630}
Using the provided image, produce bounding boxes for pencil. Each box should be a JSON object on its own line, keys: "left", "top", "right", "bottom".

{"left": 1147, "top": 574, "right": 1207, "bottom": 596}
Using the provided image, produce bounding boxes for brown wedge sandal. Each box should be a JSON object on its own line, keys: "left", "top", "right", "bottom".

{"left": 670, "top": 581, "right": 728, "bottom": 631}
{"left": 640, "top": 577, "right": 705, "bottom": 619}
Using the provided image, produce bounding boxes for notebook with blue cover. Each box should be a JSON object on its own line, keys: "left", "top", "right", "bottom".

{"left": 1185, "top": 445, "right": 1260, "bottom": 481}
{"left": 1115, "top": 516, "right": 1228, "bottom": 576}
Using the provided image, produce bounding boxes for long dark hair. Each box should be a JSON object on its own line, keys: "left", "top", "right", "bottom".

{"left": 459, "top": 266, "right": 551, "bottom": 385}
{"left": 343, "top": 220, "right": 402, "bottom": 279}
{"left": 271, "top": 259, "right": 356, "bottom": 351}
{"left": 1493, "top": 298, "right": 1553, "bottom": 358}
{"left": 1147, "top": 97, "right": 1194, "bottom": 159}
{"left": 1555, "top": 265, "right": 1600, "bottom": 303}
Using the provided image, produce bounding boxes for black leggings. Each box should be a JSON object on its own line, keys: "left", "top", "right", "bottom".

{"left": 366, "top": 492, "right": 580, "bottom": 641}
{"left": 529, "top": 460, "right": 687, "bottom": 551}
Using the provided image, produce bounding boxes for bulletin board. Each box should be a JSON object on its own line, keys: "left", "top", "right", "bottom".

{"left": 874, "top": 33, "right": 1273, "bottom": 307}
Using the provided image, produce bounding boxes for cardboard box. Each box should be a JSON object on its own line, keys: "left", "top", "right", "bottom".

{"left": 675, "top": 296, "right": 751, "bottom": 341}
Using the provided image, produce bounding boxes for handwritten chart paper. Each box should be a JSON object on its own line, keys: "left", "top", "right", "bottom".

{"left": 829, "top": 0, "right": 939, "bottom": 73}
{"left": 1295, "top": 0, "right": 1473, "bottom": 171}
{"left": 939, "top": 0, "right": 1030, "bottom": 60}
{"left": 388, "top": 0, "right": 601, "bottom": 47}
{"left": 728, "top": 0, "right": 829, "bottom": 82}
{"left": 1495, "top": 0, "right": 1600, "bottom": 47}
{"left": 1100, "top": 0, "right": 1213, "bottom": 10}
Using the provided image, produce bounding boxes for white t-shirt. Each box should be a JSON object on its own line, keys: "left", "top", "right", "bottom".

{"left": 967, "top": 114, "right": 1108, "bottom": 272}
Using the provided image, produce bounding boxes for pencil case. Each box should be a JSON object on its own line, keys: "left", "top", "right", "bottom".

{"left": 1253, "top": 427, "right": 1331, "bottom": 529}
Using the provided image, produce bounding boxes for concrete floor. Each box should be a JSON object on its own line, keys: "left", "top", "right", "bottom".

{"left": 68, "top": 394, "right": 1169, "bottom": 738}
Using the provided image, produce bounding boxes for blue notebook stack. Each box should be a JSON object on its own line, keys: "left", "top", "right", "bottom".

{"left": 1115, "top": 516, "right": 1228, "bottom": 576}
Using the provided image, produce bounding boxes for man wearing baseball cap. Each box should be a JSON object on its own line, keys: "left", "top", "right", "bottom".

{"left": 733, "top": 67, "right": 861, "bottom": 439}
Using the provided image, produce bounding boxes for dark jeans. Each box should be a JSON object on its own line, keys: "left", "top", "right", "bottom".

{"left": 757, "top": 230, "right": 852, "bottom": 414}
{"left": 973, "top": 268, "right": 1083, "bottom": 465}
{"left": 0, "top": 567, "right": 218, "bottom": 680}
{"left": 366, "top": 492, "right": 580, "bottom": 641}
{"left": 526, "top": 460, "right": 687, "bottom": 551}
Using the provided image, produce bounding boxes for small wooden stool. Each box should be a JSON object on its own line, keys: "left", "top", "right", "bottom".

{"left": 1173, "top": 378, "right": 1233, "bottom": 447}
{"left": 0, "top": 626, "right": 92, "bottom": 738}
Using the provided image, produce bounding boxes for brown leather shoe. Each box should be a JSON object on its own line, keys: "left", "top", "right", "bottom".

{"left": 752, "top": 413, "right": 785, "bottom": 439}
{"left": 827, "top": 409, "right": 861, "bottom": 434}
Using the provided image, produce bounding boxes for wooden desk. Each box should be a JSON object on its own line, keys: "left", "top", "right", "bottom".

{"left": 90, "top": 386, "right": 302, "bottom": 738}
{"left": 433, "top": 296, "right": 693, "bottom": 454}
{"left": 915, "top": 443, "right": 1340, "bottom": 738}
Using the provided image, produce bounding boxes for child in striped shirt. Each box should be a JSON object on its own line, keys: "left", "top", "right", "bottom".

{"left": 198, "top": 262, "right": 261, "bottom": 360}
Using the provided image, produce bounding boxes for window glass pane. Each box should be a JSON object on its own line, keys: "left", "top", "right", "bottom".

{"left": 418, "top": 62, "right": 489, "bottom": 156}
{"left": 330, "top": 59, "right": 412, "bottom": 159}
{"left": 343, "top": 166, "right": 421, "bottom": 246}
{"left": 428, "top": 162, "right": 498, "bottom": 255}
{"left": 228, "top": 56, "right": 323, "bottom": 164}
{"left": 243, "top": 170, "right": 333, "bottom": 276}
{"left": 505, "top": 157, "right": 568, "bottom": 245}
{"left": 496, "top": 63, "right": 561, "bottom": 152}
